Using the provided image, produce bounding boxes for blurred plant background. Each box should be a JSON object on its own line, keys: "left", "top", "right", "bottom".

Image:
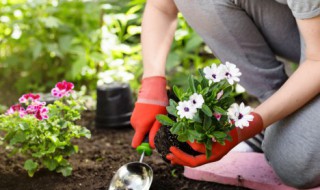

{"left": 0, "top": 0, "right": 228, "bottom": 109}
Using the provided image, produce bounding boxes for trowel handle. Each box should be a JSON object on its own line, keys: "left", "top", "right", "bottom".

{"left": 136, "top": 135, "right": 152, "bottom": 156}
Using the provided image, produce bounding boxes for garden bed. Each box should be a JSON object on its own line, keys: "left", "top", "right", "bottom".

{"left": 0, "top": 111, "right": 250, "bottom": 190}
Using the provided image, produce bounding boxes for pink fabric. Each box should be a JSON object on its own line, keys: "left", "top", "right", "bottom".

{"left": 183, "top": 152, "right": 320, "bottom": 190}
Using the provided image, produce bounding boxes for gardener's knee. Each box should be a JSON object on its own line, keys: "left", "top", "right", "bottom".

{"left": 273, "top": 163, "right": 320, "bottom": 189}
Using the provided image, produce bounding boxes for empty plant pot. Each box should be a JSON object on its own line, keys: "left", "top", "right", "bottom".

{"left": 95, "top": 83, "right": 134, "bottom": 128}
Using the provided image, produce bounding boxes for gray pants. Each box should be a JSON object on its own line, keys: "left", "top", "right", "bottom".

{"left": 173, "top": 0, "right": 320, "bottom": 188}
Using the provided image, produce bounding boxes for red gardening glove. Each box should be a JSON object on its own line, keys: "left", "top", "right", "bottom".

{"left": 166, "top": 112, "right": 263, "bottom": 167}
{"left": 130, "top": 76, "right": 168, "bottom": 149}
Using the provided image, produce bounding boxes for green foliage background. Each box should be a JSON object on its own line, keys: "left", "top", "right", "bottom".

{"left": 0, "top": 0, "right": 219, "bottom": 106}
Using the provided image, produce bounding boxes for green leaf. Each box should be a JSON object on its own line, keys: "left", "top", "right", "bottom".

{"left": 10, "top": 131, "right": 26, "bottom": 145}
{"left": 166, "top": 52, "right": 181, "bottom": 71}
{"left": 169, "top": 99, "right": 178, "bottom": 107}
{"left": 166, "top": 105, "right": 177, "bottom": 117}
{"left": 40, "top": 16, "right": 62, "bottom": 28}
{"left": 57, "top": 166, "right": 73, "bottom": 177}
{"left": 43, "top": 158, "right": 58, "bottom": 171}
{"left": 188, "top": 75, "right": 196, "bottom": 93}
{"left": 221, "top": 86, "right": 233, "bottom": 99}
{"left": 213, "top": 131, "right": 227, "bottom": 139}
{"left": 194, "top": 123, "right": 204, "bottom": 133}
{"left": 201, "top": 104, "right": 212, "bottom": 117}
{"left": 213, "top": 106, "right": 226, "bottom": 115}
{"left": 205, "top": 139, "right": 213, "bottom": 159}
{"left": 177, "top": 134, "right": 188, "bottom": 142}
{"left": 32, "top": 40, "right": 42, "bottom": 60}
{"left": 219, "top": 97, "right": 235, "bottom": 108}
{"left": 90, "top": 52, "right": 105, "bottom": 63}
{"left": 156, "top": 115, "right": 175, "bottom": 126}
{"left": 173, "top": 85, "right": 183, "bottom": 100}
{"left": 203, "top": 115, "right": 212, "bottom": 131}
{"left": 188, "top": 130, "right": 203, "bottom": 142}
{"left": 70, "top": 58, "right": 86, "bottom": 79}
{"left": 185, "top": 34, "right": 203, "bottom": 52}
{"left": 170, "top": 123, "right": 182, "bottom": 134}
{"left": 24, "top": 159, "right": 38, "bottom": 177}
{"left": 192, "top": 112, "right": 202, "bottom": 123}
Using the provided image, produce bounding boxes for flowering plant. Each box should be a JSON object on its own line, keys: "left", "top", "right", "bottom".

{"left": 156, "top": 62, "right": 253, "bottom": 158}
{"left": 0, "top": 81, "right": 91, "bottom": 177}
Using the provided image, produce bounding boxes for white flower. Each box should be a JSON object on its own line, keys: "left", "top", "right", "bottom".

{"left": 203, "top": 64, "right": 223, "bottom": 83}
{"left": 189, "top": 93, "right": 204, "bottom": 109}
{"left": 220, "top": 62, "right": 241, "bottom": 85}
{"left": 176, "top": 101, "right": 197, "bottom": 119}
{"left": 227, "top": 102, "right": 253, "bottom": 129}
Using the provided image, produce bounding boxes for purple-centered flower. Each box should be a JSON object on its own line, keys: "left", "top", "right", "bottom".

{"left": 203, "top": 64, "right": 223, "bottom": 83}
{"left": 220, "top": 62, "right": 242, "bottom": 85}
{"left": 51, "top": 80, "right": 74, "bottom": 98}
{"left": 189, "top": 93, "right": 204, "bottom": 109}
{"left": 19, "top": 93, "right": 40, "bottom": 104}
{"left": 227, "top": 102, "right": 253, "bottom": 129}
{"left": 176, "top": 100, "right": 197, "bottom": 119}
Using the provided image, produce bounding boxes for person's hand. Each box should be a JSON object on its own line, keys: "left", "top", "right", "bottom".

{"left": 130, "top": 76, "right": 168, "bottom": 149}
{"left": 166, "top": 112, "right": 263, "bottom": 167}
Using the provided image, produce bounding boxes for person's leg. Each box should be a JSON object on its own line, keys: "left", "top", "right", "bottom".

{"left": 173, "top": 0, "right": 300, "bottom": 152}
{"left": 171, "top": 1, "right": 320, "bottom": 188}
{"left": 173, "top": 1, "right": 320, "bottom": 188}
{"left": 173, "top": 0, "right": 300, "bottom": 101}
{"left": 262, "top": 95, "right": 320, "bottom": 189}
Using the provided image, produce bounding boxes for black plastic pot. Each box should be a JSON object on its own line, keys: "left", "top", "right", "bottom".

{"left": 95, "top": 83, "right": 134, "bottom": 128}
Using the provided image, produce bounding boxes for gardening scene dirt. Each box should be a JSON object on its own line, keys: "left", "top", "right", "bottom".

{"left": 0, "top": 110, "right": 251, "bottom": 190}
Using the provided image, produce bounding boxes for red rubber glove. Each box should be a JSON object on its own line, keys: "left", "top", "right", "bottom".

{"left": 130, "top": 76, "right": 168, "bottom": 149}
{"left": 166, "top": 112, "right": 263, "bottom": 167}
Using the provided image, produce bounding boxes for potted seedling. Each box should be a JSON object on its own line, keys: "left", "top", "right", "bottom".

{"left": 0, "top": 80, "right": 91, "bottom": 177}
{"left": 155, "top": 62, "right": 254, "bottom": 162}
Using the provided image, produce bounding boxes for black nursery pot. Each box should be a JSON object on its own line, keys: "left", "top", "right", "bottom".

{"left": 154, "top": 125, "right": 201, "bottom": 163}
{"left": 95, "top": 83, "right": 134, "bottom": 128}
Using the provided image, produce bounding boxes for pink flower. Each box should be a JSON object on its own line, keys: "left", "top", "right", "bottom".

{"left": 35, "top": 107, "right": 49, "bottom": 120}
{"left": 6, "top": 104, "right": 22, "bottom": 115}
{"left": 19, "top": 93, "right": 40, "bottom": 104}
{"left": 26, "top": 105, "right": 42, "bottom": 115}
{"left": 6, "top": 104, "right": 27, "bottom": 118}
{"left": 26, "top": 100, "right": 46, "bottom": 114}
{"left": 216, "top": 90, "right": 224, "bottom": 100}
{"left": 213, "top": 113, "right": 222, "bottom": 121}
{"left": 19, "top": 109, "right": 27, "bottom": 118}
{"left": 51, "top": 80, "right": 74, "bottom": 98}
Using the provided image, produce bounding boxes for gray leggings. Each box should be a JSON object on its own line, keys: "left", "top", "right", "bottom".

{"left": 173, "top": 0, "right": 320, "bottom": 188}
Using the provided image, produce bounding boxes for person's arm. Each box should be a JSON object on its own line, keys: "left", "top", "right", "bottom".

{"left": 254, "top": 15, "right": 320, "bottom": 128}
{"left": 141, "top": 0, "right": 178, "bottom": 78}
{"left": 130, "top": 0, "right": 179, "bottom": 148}
{"left": 166, "top": 15, "right": 320, "bottom": 167}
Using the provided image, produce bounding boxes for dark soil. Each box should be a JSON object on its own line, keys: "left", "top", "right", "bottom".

{"left": 0, "top": 111, "right": 250, "bottom": 190}
{"left": 155, "top": 125, "right": 200, "bottom": 163}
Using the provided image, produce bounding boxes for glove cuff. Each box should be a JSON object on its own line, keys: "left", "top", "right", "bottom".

{"left": 137, "top": 76, "right": 168, "bottom": 106}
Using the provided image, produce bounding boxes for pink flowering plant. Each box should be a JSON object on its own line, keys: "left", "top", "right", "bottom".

{"left": 0, "top": 81, "right": 91, "bottom": 177}
{"left": 156, "top": 62, "right": 253, "bottom": 158}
